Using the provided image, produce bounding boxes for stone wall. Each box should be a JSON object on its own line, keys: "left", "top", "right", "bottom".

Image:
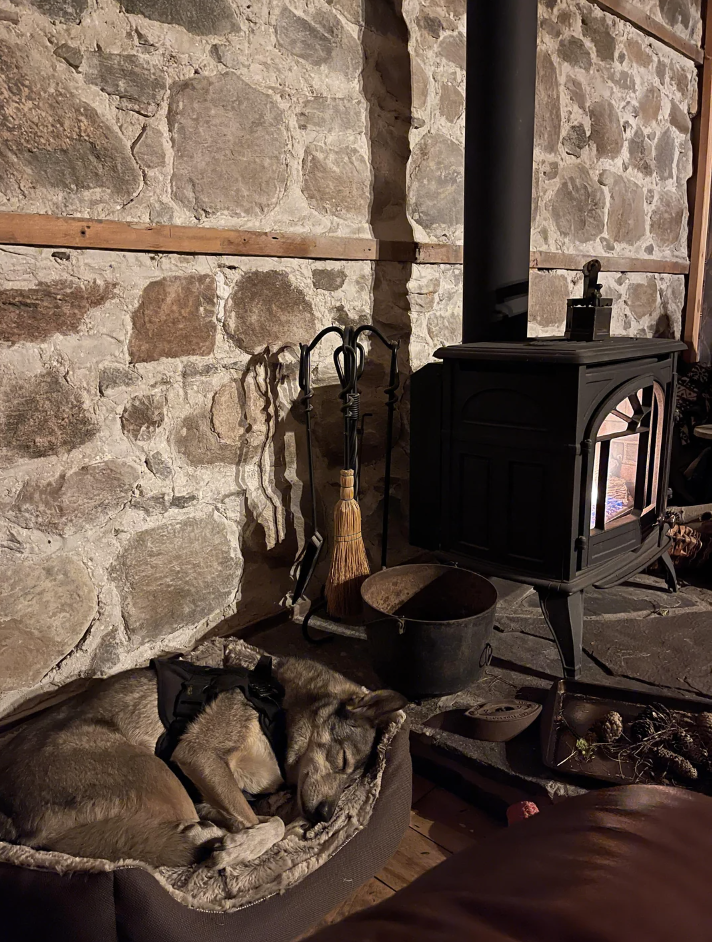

{"left": 0, "top": 0, "right": 700, "bottom": 712}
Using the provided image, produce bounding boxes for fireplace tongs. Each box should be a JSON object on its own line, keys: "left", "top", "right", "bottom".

{"left": 292, "top": 325, "right": 399, "bottom": 604}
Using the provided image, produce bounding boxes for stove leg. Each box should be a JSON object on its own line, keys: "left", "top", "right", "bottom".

{"left": 659, "top": 550, "right": 678, "bottom": 593}
{"left": 538, "top": 589, "right": 583, "bottom": 679}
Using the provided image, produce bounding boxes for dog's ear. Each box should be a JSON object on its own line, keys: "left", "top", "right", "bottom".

{"left": 343, "top": 689, "right": 408, "bottom": 727}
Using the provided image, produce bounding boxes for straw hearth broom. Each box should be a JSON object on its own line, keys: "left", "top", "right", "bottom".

{"left": 325, "top": 468, "right": 370, "bottom": 617}
{"left": 325, "top": 331, "right": 370, "bottom": 618}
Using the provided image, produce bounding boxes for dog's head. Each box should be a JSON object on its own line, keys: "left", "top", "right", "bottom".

{"left": 278, "top": 659, "right": 407, "bottom": 824}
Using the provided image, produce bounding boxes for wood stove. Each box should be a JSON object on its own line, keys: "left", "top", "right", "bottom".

{"left": 408, "top": 0, "right": 686, "bottom": 678}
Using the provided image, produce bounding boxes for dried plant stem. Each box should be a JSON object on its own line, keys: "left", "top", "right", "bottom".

{"left": 325, "top": 470, "right": 370, "bottom": 618}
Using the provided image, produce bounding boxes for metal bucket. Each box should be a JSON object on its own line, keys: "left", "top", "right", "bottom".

{"left": 361, "top": 564, "right": 498, "bottom": 698}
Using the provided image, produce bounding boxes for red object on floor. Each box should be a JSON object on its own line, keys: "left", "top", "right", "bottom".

{"left": 507, "top": 801, "right": 540, "bottom": 824}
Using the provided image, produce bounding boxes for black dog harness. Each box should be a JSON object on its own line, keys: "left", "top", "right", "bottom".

{"left": 151, "top": 655, "right": 287, "bottom": 802}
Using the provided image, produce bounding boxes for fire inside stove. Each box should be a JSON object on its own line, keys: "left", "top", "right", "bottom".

{"left": 590, "top": 383, "right": 666, "bottom": 530}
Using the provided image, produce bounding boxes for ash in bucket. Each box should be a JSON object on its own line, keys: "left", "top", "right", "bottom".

{"left": 392, "top": 568, "right": 494, "bottom": 622}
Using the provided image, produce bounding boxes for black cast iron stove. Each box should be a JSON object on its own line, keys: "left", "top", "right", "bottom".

{"left": 408, "top": 0, "right": 686, "bottom": 678}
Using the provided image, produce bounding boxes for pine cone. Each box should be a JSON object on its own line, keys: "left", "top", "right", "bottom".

{"left": 652, "top": 746, "right": 699, "bottom": 781}
{"left": 668, "top": 730, "right": 708, "bottom": 765}
{"left": 592, "top": 711, "right": 624, "bottom": 743}
{"left": 697, "top": 713, "right": 712, "bottom": 734}
{"left": 668, "top": 524, "right": 703, "bottom": 561}
{"left": 640, "top": 704, "right": 670, "bottom": 732}
{"left": 630, "top": 717, "right": 656, "bottom": 742}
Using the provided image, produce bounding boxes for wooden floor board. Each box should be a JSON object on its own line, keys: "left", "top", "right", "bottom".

{"left": 293, "top": 773, "right": 500, "bottom": 939}
{"left": 411, "top": 772, "right": 436, "bottom": 804}
{"left": 376, "top": 827, "right": 451, "bottom": 892}
{"left": 296, "top": 877, "right": 394, "bottom": 939}
{"left": 414, "top": 786, "right": 503, "bottom": 848}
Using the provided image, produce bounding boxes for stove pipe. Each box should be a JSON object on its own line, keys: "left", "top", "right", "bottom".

{"left": 462, "top": 0, "right": 538, "bottom": 343}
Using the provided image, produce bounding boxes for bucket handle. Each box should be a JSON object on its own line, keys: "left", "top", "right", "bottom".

{"left": 365, "top": 614, "right": 406, "bottom": 635}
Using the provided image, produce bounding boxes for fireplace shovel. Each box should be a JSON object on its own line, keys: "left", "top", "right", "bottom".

{"left": 292, "top": 326, "right": 400, "bottom": 611}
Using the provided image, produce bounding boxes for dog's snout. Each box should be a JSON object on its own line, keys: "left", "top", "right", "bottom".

{"left": 314, "top": 799, "right": 336, "bottom": 823}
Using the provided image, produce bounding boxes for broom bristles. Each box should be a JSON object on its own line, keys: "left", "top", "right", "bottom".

{"left": 325, "top": 470, "right": 370, "bottom": 618}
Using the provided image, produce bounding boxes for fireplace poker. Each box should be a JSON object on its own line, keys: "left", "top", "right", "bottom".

{"left": 292, "top": 325, "right": 400, "bottom": 617}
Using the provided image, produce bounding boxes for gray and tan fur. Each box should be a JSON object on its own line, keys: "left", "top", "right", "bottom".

{"left": 0, "top": 657, "right": 405, "bottom": 870}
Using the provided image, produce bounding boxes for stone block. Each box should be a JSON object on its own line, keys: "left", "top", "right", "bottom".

{"left": 224, "top": 270, "right": 317, "bottom": 354}
{"left": 53, "top": 44, "right": 83, "bottom": 69}
{"left": 0, "top": 39, "right": 141, "bottom": 206}
{"left": 651, "top": 190, "right": 684, "bottom": 247}
{"left": 528, "top": 271, "right": 570, "bottom": 329}
{"left": 0, "top": 281, "right": 114, "bottom": 345}
{"left": 408, "top": 133, "right": 464, "bottom": 233}
{"left": 119, "top": 0, "right": 239, "bottom": 35}
{"left": 655, "top": 127, "right": 676, "bottom": 181}
{"left": 114, "top": 515, "right": 236, "bottom": 643}
{"left": 558, "top": 36, "right": 592, "bottom": 71}
{"left": 0, "top": 556, "right": 96, "bottom": 692}
{"left": 211, "top": 380, "right": 243, "bottom": 444}
{"left": 174, "top": 411, "right": 241, "bottom": 466}
{"left": 669, "top": 99, "right": 691, "bottom": 135}
{"left": 437, "top": 32, "right": 465, "bottom": 69}
{"left": 312, "top": 268, "right": 347, "bottom": 291}
{"left": 0, "top": 369, "right": 98, "bottom": 464}
{"left": 562, "top": 123, "right": 587, "bottom": 157}
{"left": 584, "top": 612, "right": 712, "bottom": 696}
{"left": 439, "top": 82, "right": 463, "bottom": 123}
{"left": 551, "top": 165, "right": 605, "bottom": 242}
{"left": 302, "top": 143, "right": 370, "bottom": 221}
{"left": 8, "top": 460, "right": 139, "bottom": 535}
{"left": 588, "top": 99, "right": 623, "bottom": 159}
{"left": 121, "top": 393, "right": 165, "bottom": 441}
{"left": 129, "top": 274, "right": 217, "bottom": 363}
{"left": 83, "top": 52, "right": 166, "bottom": 116}
{"left": 275, "top": 4, "right": 342, "bottom": 67}
{"left": 627, "top": 278, "right": 659, "bottom": 321}
{"left": 98, "top": 366, "right": 141, "bottom": 395}
{"left": 296, "top": 97, "right": 364, "bottom": 133}
{"left": 580, "top": 9, "right": 615, "bottom": 61}
{"left": 534, "top": 49, "right": 561, "bottom": 154}
{"left": 638, "top": 85, "right": 662, "bottom": 124}
{"left": 628, "top": 127, "right": 654, "bottom": 177}
{"left": 130, "top": 126, "right": 166, "bottom": 170}
{"left": 604, "top": 173, "right": 646, "bottom": 245}
{"left": 27, "top": 0, "right": 87, "bottom": 22}
{"left": 168, "top": 72, "right": 287, "bottom": 218}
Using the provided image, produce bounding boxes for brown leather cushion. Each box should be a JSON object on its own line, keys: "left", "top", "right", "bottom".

{"left": 310, "top": 784, "right": 712, "bottom": 942}
{"left": 0, "top": 725, "right": 411, "bottom": 942}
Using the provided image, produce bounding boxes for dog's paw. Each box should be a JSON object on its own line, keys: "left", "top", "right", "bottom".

{"left": 208, "top": 816, "right": 285, "bottom": 870}
{"left": 285, "top": 817, "right": 309, "bottom": 840}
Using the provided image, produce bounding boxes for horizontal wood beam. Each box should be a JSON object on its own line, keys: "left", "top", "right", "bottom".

{"left": 0, "top": 212, "right": 463, "bottom": 264}
{"left": 0, "top": 213, "right": 689, "bottom": 274}
{"left": 531, "top": 250, "right": 690, "bottom": 274}
{"left": 592, "top": 0, "right": 704, "bottom": 64}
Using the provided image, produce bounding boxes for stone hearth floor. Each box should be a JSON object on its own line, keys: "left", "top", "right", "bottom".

{"left": 254, "top": 573, "right": 712, "bottom": 812}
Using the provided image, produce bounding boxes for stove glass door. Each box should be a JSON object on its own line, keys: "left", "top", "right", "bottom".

{"left": 590, "top": 382, "right": 665, "bottom": 531}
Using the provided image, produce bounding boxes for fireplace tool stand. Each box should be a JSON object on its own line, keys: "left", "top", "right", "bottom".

{"left": 292, "top": 325, "right": 399, "bottom": 642}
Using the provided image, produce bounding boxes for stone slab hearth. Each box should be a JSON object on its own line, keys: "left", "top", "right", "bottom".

{"left": 256, "top": 573, "right": 712, "bottom": 813}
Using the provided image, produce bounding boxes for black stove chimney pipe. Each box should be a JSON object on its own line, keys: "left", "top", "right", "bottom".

{"left": 462, "top": 0, "right": 538, "bottom": 344}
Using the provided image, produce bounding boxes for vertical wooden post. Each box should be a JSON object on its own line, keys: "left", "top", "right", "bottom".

{"left": 684, "top": 0, "right": 712, "bottom": 362}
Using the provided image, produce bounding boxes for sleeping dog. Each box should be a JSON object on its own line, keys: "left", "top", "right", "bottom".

{"left": 0, "top": 657, "right": 405, "bottom": 869}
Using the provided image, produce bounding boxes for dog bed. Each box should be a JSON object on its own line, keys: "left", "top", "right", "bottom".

{"left": 0, "top": 639, "right": 411, "bottom": 942}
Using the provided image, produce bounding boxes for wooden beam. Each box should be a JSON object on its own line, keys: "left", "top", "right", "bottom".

{"left": 530, "top": 251, "right": 689, "bottom": 274}
{"left": 591, "top": 0, "right": 704, "bottom": 64}
{"left": 0, "top": 212, "right": 689, "bottom": 274}
{"left": 684, "top": 1, "right": 712, "bottom": 362}
{"left": 0, "top": 212, "right": 466, "bottom": 264}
